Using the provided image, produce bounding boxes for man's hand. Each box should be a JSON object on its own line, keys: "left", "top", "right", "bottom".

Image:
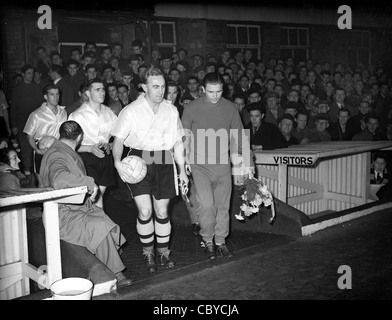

{"left": 114, "top": 160, "right": 135, "bottom": 184}
{"left": 90, "top": 143, "right": 105, "bottom": 158}
{"left": 90, "top": 184, "right": 99, "bottom": 202}
{"left": 185, "top": 164, "right": 192, "bottom": 176}
{"left": 179, "top": 170, "right": 189, "bottom": 195}
{"left": 100, "top": 142, "right": 111, "bottom": 155}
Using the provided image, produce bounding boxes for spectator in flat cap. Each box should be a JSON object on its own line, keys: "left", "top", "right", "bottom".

{"left": 194, "top": 65, "right": 206, "bottom": 83}
{"left": 313, "top": 112, "right": 330, "bottom": 122}
{"left": 283, "top": 101, "right": 299, "bottom": 117}
{"left": 205, "top": 62, "right": 217, "bottom": 74}
{"left": 263, "top": 90, "right": 278, "bottom": 100}
{"left": 102, "top": 63, "right": 115, "bottom": 72}
{"left": 263, "top": 91, "right": 285, "bottom": 127}
{"left": 287, "top": 89, "right": 300, "bottom": 104}
{"left": 277, "top": 113, "right": 299, "bottom": 146}
{"left": 193, "top": 65, "right": 205, "bottom": 74}
{"left": 160, "top": 54, "right": 172, "bottom": 80}
{"left": 310, "top": 113, "right": 331, "bottom": 142}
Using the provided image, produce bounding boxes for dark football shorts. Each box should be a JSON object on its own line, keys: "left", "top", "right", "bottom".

{"left": 78, "top": 148, "right": 116, "bottom": 186}
{"left": 122, "top": 147, "right": 176, "bottom": 200}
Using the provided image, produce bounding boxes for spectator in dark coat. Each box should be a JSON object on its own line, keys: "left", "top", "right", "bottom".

{"left": 10, "top": 64, "right": 44, "bottom": 176}
{"left": 48, "top": 64, "right": 74, "bottom": 111}
{"left": 352, "top": 113, "right": 388, "bottom": 141}
{"left": 277, "top": 113, "right": 299, "bottom": 146}
{"left": 245, "top": 102, "right": 288, "bottom": 151}
{"left": 327, "top": 108, "right": 357, "bottom": 141}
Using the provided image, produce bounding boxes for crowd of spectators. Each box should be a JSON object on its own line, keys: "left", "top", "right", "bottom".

{"left": 1, "top": 39, "right": 392, "bottom": 182}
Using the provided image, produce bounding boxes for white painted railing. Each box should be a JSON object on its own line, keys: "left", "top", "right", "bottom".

{"left": 254, "top": 141, "right": 392, "bottom": 216}
{"left": 0, "top": 186, "right": 87, "bottom": 300}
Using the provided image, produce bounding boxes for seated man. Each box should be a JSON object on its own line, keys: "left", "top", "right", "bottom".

{"left": 39, "top": 120, "right": 132, "bottom": 288}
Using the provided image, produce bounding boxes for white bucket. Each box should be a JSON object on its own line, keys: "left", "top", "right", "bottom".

{"left": 50, "top": 277, "right": 93, "bottom": 300}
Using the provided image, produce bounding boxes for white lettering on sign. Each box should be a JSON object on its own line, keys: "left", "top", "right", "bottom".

{"left": 273, "top": 156, "right": 314, "bottom": 165}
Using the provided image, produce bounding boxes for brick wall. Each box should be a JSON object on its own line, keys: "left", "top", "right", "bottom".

{"left": 4, "top": 19, "right": 25, "bottom": 77}
{"left": 310, "top": 25, "right": 342, "bottom": 66}
{"left": 2, "top": 9, "right": 58, "bottom": 92}
{"left": 206, "top": 20, "right": 227, "bottom": 59}
{"left": 372, "top": 28, "right": 392, "bottom": 69}
{"left": 261, "top": 22, "right": 281, "bottom": 61}
{"left": 109, "top": 24, "right": 134, "bottom": 59}
{"left": 176, "top": 19, "right": 205, "bottom": 58}
{"left": 26, "top": 20, "right": 58, "bottom": 67}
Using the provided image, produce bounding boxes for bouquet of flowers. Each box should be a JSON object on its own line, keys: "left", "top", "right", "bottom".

{"left": 235, "top": 171, "right": 276, "bottom": 224}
